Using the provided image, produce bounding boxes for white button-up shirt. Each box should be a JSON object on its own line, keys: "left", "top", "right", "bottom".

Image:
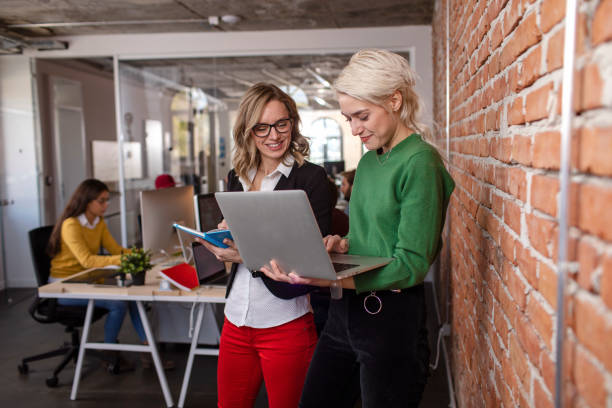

{"left": 224, "top": 156, "right": 311, "bottom": 328}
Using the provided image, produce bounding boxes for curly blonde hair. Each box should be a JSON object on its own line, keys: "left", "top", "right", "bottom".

{"left": 232, "top": 83, "right": 310, "bottom": 187}
{"left": 333, "top": 49, "right": 431, "bottom": 141}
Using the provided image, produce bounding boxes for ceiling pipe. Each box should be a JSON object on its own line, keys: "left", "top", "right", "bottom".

{"left": 9, "top": 19, "right": 210, "bottom": 28}
{"left": 9, "top": 15, "right": 241, "bottom": 29}
{"left": 218, "top": 72, "right": 255, "bottom": 87}
{"left": 0, "top": 30, "right": 68, "bottom": 54}
{"left": 260, "top": 68, "right": 301, "bottom": 89}
{"left": 0, "top": 30, "right": 28, "bottom": 53}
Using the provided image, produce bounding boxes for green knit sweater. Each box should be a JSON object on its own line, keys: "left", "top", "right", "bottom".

{"left": 348, "top": 134, "right": 455, "bottom": 293}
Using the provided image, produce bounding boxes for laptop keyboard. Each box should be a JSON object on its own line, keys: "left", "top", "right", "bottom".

{"left": 332, "top": 262, "right": 359, "bottom": 272}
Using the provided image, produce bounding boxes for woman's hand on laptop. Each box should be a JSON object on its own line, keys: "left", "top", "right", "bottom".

{"left": 196, "top": 237, "right": 243, "bottom": 264}
{"left": 259, "top": 260, "right": 294, "bottom": 284}
{"left": 260, "top": 260, "right": 355, "bottom": 289}
{"left": 323, "top": 235, "right": 349, "bottom": 254}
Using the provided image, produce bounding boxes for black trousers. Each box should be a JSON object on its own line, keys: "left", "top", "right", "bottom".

{"left": 300, "top": 284, "right": 430, "bottom": 408}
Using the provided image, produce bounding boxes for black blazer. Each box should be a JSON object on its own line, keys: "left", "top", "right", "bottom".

{"left": 224, "top": 160, "right": 331, "bottom": 299}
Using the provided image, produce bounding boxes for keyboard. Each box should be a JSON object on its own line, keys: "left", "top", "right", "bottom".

{"left": 332, "top": 262, "right": 359, "bottom": 272}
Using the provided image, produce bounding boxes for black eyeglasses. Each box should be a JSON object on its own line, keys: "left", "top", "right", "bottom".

{"left": 252, "top": 118, "right": 292, "bottom": 138}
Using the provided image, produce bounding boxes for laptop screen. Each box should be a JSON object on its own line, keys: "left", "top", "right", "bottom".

{"left": 195, "top": 193, "right": 224, "bottom": 232}
{"left": 192, "top": 242, "right": 226, "bottom": 282}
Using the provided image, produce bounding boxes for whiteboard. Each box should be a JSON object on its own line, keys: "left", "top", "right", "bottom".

{"left": 92, "top": 140, "right": 143, "bottom": 181}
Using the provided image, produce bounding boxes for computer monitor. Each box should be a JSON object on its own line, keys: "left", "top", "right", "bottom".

{"left": 194, "top": 193, "right": 224, "bottom": 232}
{"left": 140, "top": 185, "right": 195, "bottom": 256}
{"left": 323, "top": 160, "right": 345, "bottom": 177}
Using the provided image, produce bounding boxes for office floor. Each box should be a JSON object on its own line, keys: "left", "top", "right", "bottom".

{"left": 0, "top": 284, "right": 451, "bottom": 407}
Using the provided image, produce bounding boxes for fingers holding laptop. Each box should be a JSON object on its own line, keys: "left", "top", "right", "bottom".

{"left": 260, "top": 260, "right": 346, "bottom": 288}
{"left": 323, "top": 235, "right": 349, "bottom": 254}
{"left": 196, "top": 237, "right": 243, "bottom": 264}
{"left": 259, "top": 259, "right": 294, "bottom": 284}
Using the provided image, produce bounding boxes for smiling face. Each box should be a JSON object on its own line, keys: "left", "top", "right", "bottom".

{"left": 85, "top": 190, "right": 110, "bottom": 219}
{"left": 252, "top": 99, "right": 292, "bottom": 167}
{"left": 338, "top": 92, "right": 401, "bottom": 152}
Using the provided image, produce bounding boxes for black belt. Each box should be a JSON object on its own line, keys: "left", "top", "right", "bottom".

{"left": 344, "top": 284, "right": 423, "bottom": 296}
{"left": 344, "top": 284, "right": 424, "bottom": 314}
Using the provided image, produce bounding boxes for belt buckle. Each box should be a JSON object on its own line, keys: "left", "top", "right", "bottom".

{"left": 390, "top": 289, "right": 401, "bottom": 293}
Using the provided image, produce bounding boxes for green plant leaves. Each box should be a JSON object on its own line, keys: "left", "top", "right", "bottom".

{"left": 120, "top": 247, "right": 152, "bottom": 275}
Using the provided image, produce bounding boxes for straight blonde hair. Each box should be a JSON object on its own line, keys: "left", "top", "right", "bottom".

{"left": 232, "top": 83, "right": 309, "bottom": 186}
{"left": 333, "top": 49, "right": 431, "bottom": 141}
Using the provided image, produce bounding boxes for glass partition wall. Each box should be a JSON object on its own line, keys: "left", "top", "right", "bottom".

{"left": 109, "top": 52, "right": 410, "bottom": 246}
{"left": 112, "top": 58, "right": 229, "bottom": 246}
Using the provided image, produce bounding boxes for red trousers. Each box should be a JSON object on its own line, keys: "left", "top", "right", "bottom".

{"left": 217, "top": 313, "right": 318, "bottom": 408}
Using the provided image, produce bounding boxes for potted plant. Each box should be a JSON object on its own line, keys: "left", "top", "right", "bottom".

{"left": 120, "top": 247, "right": 152, "bottom": 286}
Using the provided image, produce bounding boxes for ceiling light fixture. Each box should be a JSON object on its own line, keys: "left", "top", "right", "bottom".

{"left": 305, "top": 67, "right": 331, "bottom": 88}
{"left": 220, "top": 15, "right": 241, "bottom": 25}
{"left": 314, "top": 96, "right": 330, "bottom": 107}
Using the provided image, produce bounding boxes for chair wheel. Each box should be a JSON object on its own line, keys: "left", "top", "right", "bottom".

{"left": 107, "top": 363, "right": 120, "bottom": 375}
{"left": 18, "top": 363, "right": 29, "bottom": 375}
{"left": 46, "top": 376, "right": 59, "bottom": 387}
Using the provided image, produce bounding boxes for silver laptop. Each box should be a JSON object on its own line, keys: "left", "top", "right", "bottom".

{"left": 215, "top": 190, "right": 393, "bottom": 280}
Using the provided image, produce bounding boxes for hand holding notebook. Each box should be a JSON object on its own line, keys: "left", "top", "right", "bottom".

{"left": 172, "top": 223, "right": 233, "bottom": 248}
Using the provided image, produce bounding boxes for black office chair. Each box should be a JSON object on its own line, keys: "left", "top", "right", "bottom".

{"left": 18, "top": 226, "right": 110, "bottom": 387}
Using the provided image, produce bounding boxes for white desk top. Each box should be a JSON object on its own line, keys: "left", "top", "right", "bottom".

{"left": 38, "top": 259, "right": 227, "bottom": 304}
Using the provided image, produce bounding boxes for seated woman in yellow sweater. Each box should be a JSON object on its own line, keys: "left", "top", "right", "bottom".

{"left": 47, "top": 178, "right": 168, "bottom": 369}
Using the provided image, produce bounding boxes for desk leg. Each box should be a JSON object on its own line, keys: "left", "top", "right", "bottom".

{"left": 136, "top": 300, "right": 174, "bottom": 407}
{"left": 70, "top": 299, "right": 94, "bottom": 400}
{"left": 178, "top": 303, "right": 205, "bottom": 408}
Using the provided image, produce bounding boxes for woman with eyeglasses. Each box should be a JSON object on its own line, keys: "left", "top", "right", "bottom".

{"left": 197, "top": 83, "right": 331, "bottom": 408}
{"left": 47, "top": 178, "right": 172, "bottom": 371}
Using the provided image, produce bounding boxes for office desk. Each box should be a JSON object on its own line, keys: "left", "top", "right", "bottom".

{"left": 38, "top": 262, "right": 226, "bottom": 408}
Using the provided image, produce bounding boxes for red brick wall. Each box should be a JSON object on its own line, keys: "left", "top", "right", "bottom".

{"left": 432, "top": 0, "right": 612, "bottom": 406}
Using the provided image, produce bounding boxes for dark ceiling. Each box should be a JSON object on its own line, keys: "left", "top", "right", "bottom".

{"left": 1, "top": 0, "right": 430, "bottom": 109}
{"left": 1, "top": 0, "right": 433, "bottom": 38}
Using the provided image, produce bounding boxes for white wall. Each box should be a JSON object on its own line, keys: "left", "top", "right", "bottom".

{"left": 36, "top": 59, "right": 117, "bottom": 223}
{"left": 0, "top": 56, "right": 40, "bottom": 288}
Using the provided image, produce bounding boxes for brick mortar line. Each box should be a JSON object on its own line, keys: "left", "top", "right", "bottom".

{"left": 447, "top": 150, "right": 612, "bottom": 190}
{"left": 450, "top": 22, "right": 612, "bottom": 119}
{"left": 452, "top": 35, "right": 612, "bottom": 126}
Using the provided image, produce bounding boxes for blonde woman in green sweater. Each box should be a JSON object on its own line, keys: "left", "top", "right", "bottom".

{"left": 261, "top": 49, "right": 455, "bottom": 407}
{"left": 48, "top": 179, "right": 147, "bottom": 362}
